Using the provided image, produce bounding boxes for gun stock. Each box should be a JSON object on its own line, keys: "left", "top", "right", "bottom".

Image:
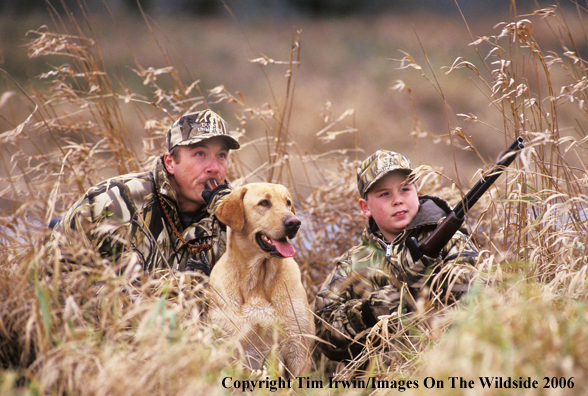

{"left": 415, "top": 136, "right": 524, "bottom": 258}
{"left": 417, "top": 212, "right": 464, "bottom": 257}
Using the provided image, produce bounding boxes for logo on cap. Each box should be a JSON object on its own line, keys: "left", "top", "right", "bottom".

{"left": 166, "top": 109, "right": 240, "bottom": 152}
{"left": 357, "top": 150, "right": 413, "bottom": 198}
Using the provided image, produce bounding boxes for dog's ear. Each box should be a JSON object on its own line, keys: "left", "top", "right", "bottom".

{"left": 289, "top": 195, "right": 296, "bottom": 215}
{"left": 286, "top": 190, "right": 296, "bottom": 214}
{"left": 215, "top": 186, "right": 247, "bottom": 232}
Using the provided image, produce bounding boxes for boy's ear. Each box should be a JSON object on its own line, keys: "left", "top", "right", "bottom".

{"left": 358, "top": 198, "right": 371, "bottom": 217}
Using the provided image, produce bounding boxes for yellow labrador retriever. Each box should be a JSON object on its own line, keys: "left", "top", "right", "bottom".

{"left": 208, "top": 183, "right": 315, "bottom": 377}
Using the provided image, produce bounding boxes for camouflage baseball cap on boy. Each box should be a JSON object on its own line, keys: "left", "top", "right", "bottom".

{"left": 357, "top": 150, "right": 413, "bottom": 198}
{"left": 166, "top": 109, "right": 240, "bottom": 152}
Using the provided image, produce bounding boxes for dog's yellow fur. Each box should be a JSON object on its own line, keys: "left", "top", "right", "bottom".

{"left": 208, "top": 183, "right": 315, "bottom": 377}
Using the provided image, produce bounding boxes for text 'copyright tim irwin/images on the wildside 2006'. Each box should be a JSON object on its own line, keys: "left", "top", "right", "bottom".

{"left": 221, "top": 376, "right": 576, "bottom": 392}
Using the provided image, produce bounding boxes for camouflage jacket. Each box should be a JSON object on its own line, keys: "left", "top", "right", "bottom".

{"left": 53, "top": 157, "right": 226, "bottom": 274}
{"left": 313, "top": 195, "right": 479, "bottom": 361}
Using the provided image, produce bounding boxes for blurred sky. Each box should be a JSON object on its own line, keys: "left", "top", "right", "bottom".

{"left": 0, "top": 0, "right": 555, "bottom": 18}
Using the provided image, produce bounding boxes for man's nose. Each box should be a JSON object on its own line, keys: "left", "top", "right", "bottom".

{"left": 205, "top": 158, "right": 220, "bottom": 173}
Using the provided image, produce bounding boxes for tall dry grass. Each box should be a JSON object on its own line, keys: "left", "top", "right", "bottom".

{"left": 1, "top": 0, "right": 588, "bottom": 394}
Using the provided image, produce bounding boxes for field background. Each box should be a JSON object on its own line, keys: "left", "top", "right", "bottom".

{"left": 2, "top": 0, "right": 588, "bottom": 394}
{"left": 1, "top": 0, "right": 551, "bottom": 190}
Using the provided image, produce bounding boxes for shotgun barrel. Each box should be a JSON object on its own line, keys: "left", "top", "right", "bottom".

{"left": 415, "top": 136, "right": 525, "bottom": 258}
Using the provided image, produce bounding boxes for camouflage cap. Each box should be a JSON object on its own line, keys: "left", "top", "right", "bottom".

{"left": 166, "top": 109, "right": 240, "bottom": 152}
{"left": 357, "top": 150, "right": 413, "bottom": 198}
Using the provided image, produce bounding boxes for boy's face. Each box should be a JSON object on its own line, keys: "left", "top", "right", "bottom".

{"left": 358, "top": 171, "right": 419, "bottom": 242}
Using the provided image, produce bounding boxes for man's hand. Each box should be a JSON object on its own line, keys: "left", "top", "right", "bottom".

{"left": 201, "top": 181, "right": 231, "bottom": 206}
{"left": 185, "top": 257, "right": 211, "bottom": 277}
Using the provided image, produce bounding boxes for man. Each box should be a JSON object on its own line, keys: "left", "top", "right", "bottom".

{"left": 53, "top": 109, "right": 239, "bottom": 276}
{"left": 314, "top": 150, "right": 479, "bottom": 362}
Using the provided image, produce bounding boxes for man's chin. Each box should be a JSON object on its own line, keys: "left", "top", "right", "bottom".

{"left": 177, "top": 196, "right": 206, "bottom": 213}
{"left": 194, "top": 198, "right": 206, "bottom": 209}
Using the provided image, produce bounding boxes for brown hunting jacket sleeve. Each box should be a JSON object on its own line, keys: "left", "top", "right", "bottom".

{"left": 313, "top": 195, "right": 479, "bottom": 361}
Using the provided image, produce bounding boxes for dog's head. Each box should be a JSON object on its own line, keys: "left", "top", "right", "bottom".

{"left": 215, "top": 183, "right": 301, "bottom": 258}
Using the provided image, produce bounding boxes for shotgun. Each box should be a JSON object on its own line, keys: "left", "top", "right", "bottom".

{"left": 406, "top": 136, "right": 525, "bottom": 261}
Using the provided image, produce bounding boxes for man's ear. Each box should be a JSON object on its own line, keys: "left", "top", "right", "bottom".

{"left": 215, "top": 187, "right": 247, "bottom": 232}
{"left": 358, "top": 198, "right": 371, "bottom": 217}
{"left": 163, "top": 152, "right": 175, "bottom": 174}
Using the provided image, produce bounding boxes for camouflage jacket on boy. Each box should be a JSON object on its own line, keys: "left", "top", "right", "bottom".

{"left": 53, "top": 157, "right": 227, "bottom": 274}
{"left": 313, "top": 195, "right": 479, "bottom": 361}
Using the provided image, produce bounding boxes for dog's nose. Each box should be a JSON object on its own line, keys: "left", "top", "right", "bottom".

{"left": 284, "top": 216, "right": 301, "bottom": 238}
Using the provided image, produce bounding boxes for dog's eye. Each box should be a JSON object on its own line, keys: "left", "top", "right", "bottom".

{"left": 286, "top": 199, "right": 292, "bottom": 207}
{"left": 258, "top": 199, "right": 271, "bottom": 207}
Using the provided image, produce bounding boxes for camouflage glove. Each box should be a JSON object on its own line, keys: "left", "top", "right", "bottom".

{"left": 405, "top": 237, "right": 423, "bottom": 262}
{"left": 405, "top": 236, "right": 438, "bottom": 268}
{"left": 201, "top": 183, "right": 231, "bottom": 207}
{"left": 360, "top": 285, "right": 404, "bottom": 328}
{"left": 185, "top": 257, "right": 211, "bottom": 277}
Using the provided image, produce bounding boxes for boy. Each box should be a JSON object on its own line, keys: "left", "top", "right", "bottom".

{"left": 313, "top": 150, "right": 479, "bottom": 362}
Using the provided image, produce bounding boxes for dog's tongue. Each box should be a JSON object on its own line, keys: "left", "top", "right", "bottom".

{"left": 273, "top": 239, "right": 296, "bottom": 258}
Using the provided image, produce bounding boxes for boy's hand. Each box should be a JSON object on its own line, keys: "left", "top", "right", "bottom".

{"left": 405, "top": 237, "right": 423, "bottom": 262}
{"left": 361, "top": 285, "right": 403, "bottom": 327}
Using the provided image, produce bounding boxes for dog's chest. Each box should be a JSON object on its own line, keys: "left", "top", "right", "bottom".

{"left": 240, "top": 297, "right": 277, "bottom": 328}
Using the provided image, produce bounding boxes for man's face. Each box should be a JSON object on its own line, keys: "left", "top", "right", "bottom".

{"left": 358, "top": 171, "right": 419, "bottom": 242}
{"left": 164, "top": 138, "right": 229, "bottom": 212}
